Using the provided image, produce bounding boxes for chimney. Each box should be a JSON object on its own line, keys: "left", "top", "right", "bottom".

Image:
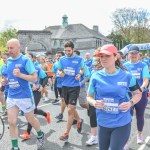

{"left": 93, "top": 25, "right": 99, "bottom": 32}
{"left": 62, "top": 14, "right": 68, "bottom": 28}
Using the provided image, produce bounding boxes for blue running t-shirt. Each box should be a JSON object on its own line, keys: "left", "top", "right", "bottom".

{"left": 123, "top": 61, "right": 149, "bottom": 86}
{"left": 7, "top": 54, "right": 36, "bottom": 99}
{"left": 57, "top": 55, "right": 84, "bottom": 87}
{"left": 88, "top": 68, "right": 137, "bottom": 128}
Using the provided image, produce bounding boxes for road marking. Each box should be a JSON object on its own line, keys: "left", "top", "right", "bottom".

{"left": 138, "top": 136, "right": 150, "bottom": 150}
{"left": 37, "top": 103, "right": 51, "bottom": 108}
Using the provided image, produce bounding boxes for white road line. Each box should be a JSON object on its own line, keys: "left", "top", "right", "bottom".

{"left": 138, "top": 136, "right": 150, "bottom": 150}
{"left": 37, "top": 103, "right": 51, "bottom": 108}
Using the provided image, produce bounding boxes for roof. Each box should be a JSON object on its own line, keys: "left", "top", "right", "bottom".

{"left": 44, "top": 24, "right": 112, "bottom": 42}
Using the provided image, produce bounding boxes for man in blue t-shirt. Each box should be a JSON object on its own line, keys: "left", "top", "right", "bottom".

{"left": 2, "top": 39, "right": 45, "bottom": 150}
{"left": 57, "top": 41, "right": 84, "bottom": 142}
{"left": 84, "top": 52, "right": 93, "bottom": 70}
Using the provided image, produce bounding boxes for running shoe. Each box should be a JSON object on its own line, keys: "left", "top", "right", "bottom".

{"left": 55, "top": 113, "right": 63, "bottom": 120}
{"left": 37, "top": 132, "right": 45, "bottom": 150}
{"left": 44, "top": 97, "right": 49, "bottom": 102}
{"left": 52, "top": 99, "right": 60, "bottom": 105}
{"left": 137, "top": 133, "right": 144, "bottom": 144}
{"left": 20, "top": 131, "right": 31, "bottom": 139}
{"left": 86, "top": 136, "right": 98, "bottom": 145}
{"left": 77, "top": 119, "right": 83, "bottom": 133}
{"left": 45, "top": 112, "right": 51, "bottom": 124}
{"left": 123, "top": 143, "right": 129, "bottom": 150}
{"left": 59, "top": 132, "right": 69, "bottom": 142}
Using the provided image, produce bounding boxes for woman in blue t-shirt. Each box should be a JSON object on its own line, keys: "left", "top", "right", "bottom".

{"left": 87, "top": 44, "right": 142, "bottom": 150}
{"left": 123, "top": 45, "right": 149, "bottom": 145}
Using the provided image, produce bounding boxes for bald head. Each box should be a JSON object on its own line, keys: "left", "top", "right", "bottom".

{"left": 85, "top": 52, "right": 90, "bottom": 60}
{"left": 7, "top": 38, "right": 21, "bottom": 58}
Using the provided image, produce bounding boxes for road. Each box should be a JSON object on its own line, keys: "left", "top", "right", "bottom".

{"left": 0, "top": 88, "right": 150, "bottom": 150}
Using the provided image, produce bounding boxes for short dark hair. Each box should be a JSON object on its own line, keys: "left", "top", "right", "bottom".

{"left": 64, "top": 41, "right": 74, "bottom": 49}
{"left": 27, "top": 52, "right": 34, "bottom": 58}
{"left": 74, "top": 50, "right": 80, "bottom": 56}
{"left": 57, "top": 51, "right": 65, "bottom": 56}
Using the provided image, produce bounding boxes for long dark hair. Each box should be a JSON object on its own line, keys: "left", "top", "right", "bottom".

{"left": 115, "top": 57, "right": 127, "bottom": 71}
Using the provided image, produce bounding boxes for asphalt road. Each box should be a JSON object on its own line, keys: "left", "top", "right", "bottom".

{"left": 0, "top": 88, "right": 150, "bottom": 150}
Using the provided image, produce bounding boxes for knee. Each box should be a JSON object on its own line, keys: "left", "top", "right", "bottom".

{"left": 68, "top": 106, "right": 75, "bottom": 115}
{"left": 80, "top": 103, "right": 89, "bottom": 109}
{"left": 8, "top": 118, "right": 17, "bottom": 126}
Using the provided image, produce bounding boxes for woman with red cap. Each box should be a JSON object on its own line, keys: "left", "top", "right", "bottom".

{"left": 87, "top": 44, "right": 142, "bottom": 150}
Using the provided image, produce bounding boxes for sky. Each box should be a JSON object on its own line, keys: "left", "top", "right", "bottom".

{"left": 0, "top": 0, "right": 149, "bottom": 36}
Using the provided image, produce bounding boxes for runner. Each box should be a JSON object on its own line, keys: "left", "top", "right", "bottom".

{"left": 2, "top": 39, "right": 45, "bottom": 150}
{"left": 123, "top": 45, "right": 149, "bottom": 145}
{"left": 87, "top": 44, "right": 142, "bottom": 150}
{"left": 57, "top": 41, "right": 84, "bottom": 142}
{"left": 20, "top": 53, "right": 50, "bottom": 140}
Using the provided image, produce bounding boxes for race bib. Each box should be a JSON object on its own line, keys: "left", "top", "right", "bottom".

{"left": 64, "top": 67, "right": 75, "bottom": 76}
{"left": 9, "top": 79, "right": 20, "bottom": 89}
{"left": 103, "top": 98, "right": 119, "bottom": 114}
{"left": 131, "top": 71, "right": 140, "bottom": 79}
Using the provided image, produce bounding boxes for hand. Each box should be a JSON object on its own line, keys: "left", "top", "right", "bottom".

{"left": 94, "top": 100, "right": 104, "bottom": 109}
{"left": 118, "top": 102, "right": 131, "bottom": 112}
{"left": 75, "top": 74, "right": 81, "bottom": 80}
{"left": 38, "top": 86, "right": 43, "bottom": 92}
{"left": 58, "top": 70, "right": 65, "bottom": 77}
{"left": 13, "top": 66, "right": 21, "bottom": 77}
{"left": 32, "top": 84, "right": 37, "bottom": 91}
{"left": 1, "top": 77, "right": 7, "bottom": 86}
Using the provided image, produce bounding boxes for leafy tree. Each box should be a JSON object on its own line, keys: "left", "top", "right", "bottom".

{"left": 0, "top": 28, "right": 18, "bottom": 52}
{"left": 111, "top": 8, "right": 150, "bottom": 44}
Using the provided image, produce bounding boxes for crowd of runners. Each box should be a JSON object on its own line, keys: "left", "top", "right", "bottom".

{"left": 0, "top": 38, "right": 149, "bottom": 150}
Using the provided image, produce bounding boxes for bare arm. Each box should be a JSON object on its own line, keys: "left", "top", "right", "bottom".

{"left": 140, "top": 77, "right": 149, "bottom": 91}
{"left": 87, "top": 94, "right": 104, "bottom": 109}
{"left": 13, "top": 67, "right": 37, "bottom": 82}
{"left": 118, "top": 89, "right": 142, "bottom": 111}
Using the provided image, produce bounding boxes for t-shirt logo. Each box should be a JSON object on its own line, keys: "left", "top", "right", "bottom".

{"left": 15, "top": 64, "right": 22, "bottom": 68}
{"left": 117, "top": 82, "right": 127, "bottom": 86}
{"left": 72, "top": 61, "right": 78, "bottom": 64}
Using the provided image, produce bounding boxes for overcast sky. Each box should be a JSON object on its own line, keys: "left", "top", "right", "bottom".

{"left": 0, "top": 0, "right": 149, "bottom": 36}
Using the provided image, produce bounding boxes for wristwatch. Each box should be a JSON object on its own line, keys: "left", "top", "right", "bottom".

{"left": 130, "top": 100, "right": 134, "bottom": 107}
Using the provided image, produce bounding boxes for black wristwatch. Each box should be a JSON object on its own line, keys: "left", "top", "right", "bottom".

{"left": 130, "top": 100, "right": 134, "bottom": 107}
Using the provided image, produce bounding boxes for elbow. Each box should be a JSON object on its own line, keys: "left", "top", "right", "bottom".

{"left": 32, "top": 74, "right": 37, "bottom": 82}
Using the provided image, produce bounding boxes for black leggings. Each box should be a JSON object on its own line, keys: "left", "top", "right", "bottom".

{"left": 27, "top": 90, "right": 47, "bottom": 134}
{"left": 89, "top": 105, "right": 97, "bottom": 128}
{"left": 54, "top": 79, "right": 58, "bottom": 99}
{"left": 98, "top": 122, "right": 131, "bottom": 150}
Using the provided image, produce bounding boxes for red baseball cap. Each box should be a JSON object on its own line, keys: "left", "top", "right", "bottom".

{"left": 98, "top": 44, "right": 118, "bottom": 56}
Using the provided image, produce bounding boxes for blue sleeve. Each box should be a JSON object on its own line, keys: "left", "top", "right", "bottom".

{"left": 52, "top": 64, "right": 57, "bottom": 73}
{"left": 84, "top": 65, "right": 91, "bottom": 77}
{"left": 129, "top": 75, "right": 136, "bottom": 87}
{"left": 39, "top": 68, "right": 47, "bottom": 79}
{"left": 79, "top": 59, "right": 85, "bottom": 68}
{"left": 142, "top": 65, "right": 149, "bottom": 78}
{"left": 87, "top": 76, "right": 95, "bottom": 94}
{"left": 25, "top": 59, "right": 36, "bottom": 74}
{"left": 57, "top": 60, "right": 63, "bottom": 70}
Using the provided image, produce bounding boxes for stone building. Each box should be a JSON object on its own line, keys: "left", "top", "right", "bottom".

{"left": 18, "top": 15, "right": 112, "bottom": 57}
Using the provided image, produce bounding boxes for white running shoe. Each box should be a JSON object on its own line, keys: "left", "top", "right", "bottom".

{"left": 123, "top": 143, "right": 129, "bottom": 150}
{"left": 86, "top": 136, "right": 98, "bottom": 146}
{"left": 137, "top": 133, "right": 144, "bottom": 144}
{"left": 44, "top": 97, "right": 49, "bottom": 102}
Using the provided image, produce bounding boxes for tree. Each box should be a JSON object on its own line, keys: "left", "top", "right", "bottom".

{"left": 111, "top": 8, "right": 150, "bottom": 44}
{"left": 0, "top": 28, "right": 18, "bottom": 52}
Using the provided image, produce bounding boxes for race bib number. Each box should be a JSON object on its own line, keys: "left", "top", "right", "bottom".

{"left": 64, "top": 67, "right": 75, "bottom": 76}
{"left": 103, "top": 98, "right": 119, "bottom": 114}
